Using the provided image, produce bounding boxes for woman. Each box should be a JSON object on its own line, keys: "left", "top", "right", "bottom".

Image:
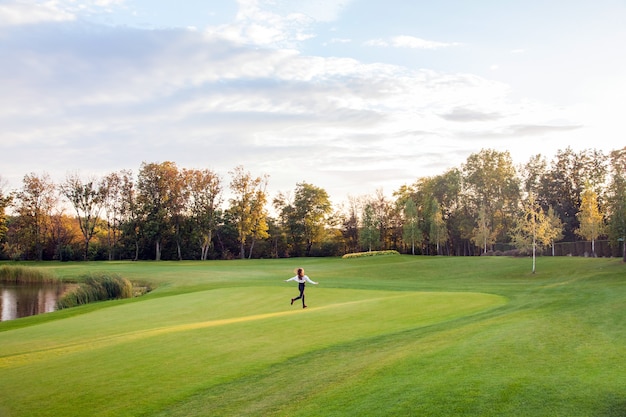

{"left": 284, "top": 268, "right": 318, "bottom": 308}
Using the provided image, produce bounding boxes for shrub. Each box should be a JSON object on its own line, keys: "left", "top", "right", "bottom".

{"left": 342, "top": 250, "right": 401, "bottom": 259}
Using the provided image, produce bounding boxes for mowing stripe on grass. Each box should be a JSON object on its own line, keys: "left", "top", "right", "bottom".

{"left": 0, "top": 290, "right": 502, "bottom": 370}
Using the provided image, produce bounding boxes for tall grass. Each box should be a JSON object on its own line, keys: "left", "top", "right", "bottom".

{"left": 56, "top": 273, "right": 134, "bottom": 309}
{"left": 0, "top": 264, "right": 58, "bottom": 284}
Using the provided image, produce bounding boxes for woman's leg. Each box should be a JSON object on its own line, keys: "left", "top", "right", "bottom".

{"left": 292, "top": 284, "right": 305, "bottom": 304}
{"left": 300, "top": 283, "right": 306, "bottom": 307}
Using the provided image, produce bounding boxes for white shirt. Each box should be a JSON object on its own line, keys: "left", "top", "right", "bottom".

{"left": 285, "top": 275, "right": 318, "bottom": 285}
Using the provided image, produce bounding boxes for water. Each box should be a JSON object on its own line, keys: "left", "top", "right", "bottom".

{"left": 0, "top": 283, "right": 68, "bottom": 321}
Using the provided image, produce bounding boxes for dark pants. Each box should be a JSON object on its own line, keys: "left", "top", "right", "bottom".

{"left": 293, "top": 282, "right": 305, "bottom": 306}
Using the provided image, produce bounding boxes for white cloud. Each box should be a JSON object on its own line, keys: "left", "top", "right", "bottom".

{"left": 2, "top": 1, "right": 612, "bottom": 203}
{"left": 206, "top": 0, "right": 314, "bottom": 47}
{"left": 329, "top": 38, "right": 351, "bottom": 44}
{"left": 265, "top": 0, "right": 355, "bottom": 23}
{"left": 365, "top": 35, "right": 460, "bottom": 50}
{"left": 0, "top": 1, "right": 75, "bottom": 25}
{"left": 390, "top": 35, "right": 460, "bottom": 49}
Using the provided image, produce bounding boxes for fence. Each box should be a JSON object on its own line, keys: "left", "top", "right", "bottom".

{"left": 552, "top": 240, "right": 623, "bottom": 258}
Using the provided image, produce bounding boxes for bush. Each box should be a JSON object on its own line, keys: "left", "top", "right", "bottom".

{"left": 342, "top": 250, "right": 401, "bottom": 259}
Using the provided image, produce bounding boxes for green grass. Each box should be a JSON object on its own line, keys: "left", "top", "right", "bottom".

{"left": 0, "top": 256, "right": 625, "bottom": 416}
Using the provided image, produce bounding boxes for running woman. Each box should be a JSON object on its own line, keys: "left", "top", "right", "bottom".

{"left": 284, "top": 268, "right": 318, "bottom": 308}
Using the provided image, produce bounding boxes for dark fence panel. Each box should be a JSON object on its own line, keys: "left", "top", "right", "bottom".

{"left": 553, "top": 240, "right": 622, "bottom": 257}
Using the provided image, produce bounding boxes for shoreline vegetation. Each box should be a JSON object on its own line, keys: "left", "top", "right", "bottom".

{"left": 0, "top": 265, "right": 58, "bottom": 284}
{"left": 0, "top": 265, "right": 146, "bottom": 310}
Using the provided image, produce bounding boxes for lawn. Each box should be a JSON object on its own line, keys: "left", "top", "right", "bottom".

{"left": 0, "top": 256, "right": 624, "bottom": 416}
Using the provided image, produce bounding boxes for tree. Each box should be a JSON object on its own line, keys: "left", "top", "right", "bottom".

{"left": 371, "top": 189, "right": 394, "bottom": 250}
{"left": 0, "top": 176, "right": 12, "bottom": 252}
{"left": 12, "top": 173, "right": 57, "bottom": 260}
{"left": 575, "top": 185, "right": 605, "bottom": 257}
{"left": 61, "top": 173, "right": 104, "bottom": 261}
{"left": 463, "top": 149, "right": 520, "bottom": 249}
{"left": 100, "top": 170, "right": 133, "bottom": 261}
{"left": 471, "top": 204, "right": 494, "bottom": 254}
{"left": 511, "top": 194, "right": 562, "bottom": 273}
{"left": 228, "top": 166, "right": 269, "bottom": 259}
{"left": 137, "top": 161, "right": 180, "bottom": 261}
{"left": 118, "top": 171, "right": 140, "bottom": 261}
{"left": 429, "top": 199, "right": 447, "bottom": 255}
{"left": 544, "top": 206, "right": 564, "bottom": 257}
{"left": 49, "top": 210, "right": 81, "bottom": 261}
{"left": 359, "top": 203, "right": 379, "bottom": 252}
{"left": 520, "top": 154, "right": 548, "bottom": 196}
{"left": 606, "top": 147, "right": 626, "bottom": 261}
{"left": 402, "top": 198, "right": 419, "bottom": 255}
{"left": 185, "top": 168, "right": 222, "bottom": 261}
{"left": 247, "top": 182, "right": 269, "bottom": 259}
{"left": 338, "top": 196, "right": 360, "bottom": 255}
{"left": 539, "top": 147, "right": 607, "bottom": 241}
{"left": 275, "top": 182, "right": 332, "bottom": 257}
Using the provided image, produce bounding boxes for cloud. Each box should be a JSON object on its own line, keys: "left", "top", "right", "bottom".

{"left": 468, "top": 124, "right": 583, "bottom": 139}
{"left": 440, "top": 107, "right": 503, "bottom": 122}
{"left": 207, "top": 0, "right": 316, "bottom": 47}
{"left": 329, "top": 38, "right": 351, "bottom": 44}
{"left": 365, "top": 35, "right": 460, "bottom": 50}
{"left": 0, "top": 1, "right": 75, "bottom": 26}
{"left": 265, "top": 0, "right": 356, "bottom": 23}
{"left": 0, "top": 5, "right": 587, "bottom": 202}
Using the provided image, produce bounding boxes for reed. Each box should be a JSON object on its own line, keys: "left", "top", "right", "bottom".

{"left": 0, "top": 264, "right": 58, "bottom": 284}
{"left": 56, "top": 273, "right": 133, "bottom": 309}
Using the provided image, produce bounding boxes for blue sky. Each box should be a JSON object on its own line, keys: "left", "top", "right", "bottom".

{"left": 1, "top": 0, "right": 624, "bottom": 204}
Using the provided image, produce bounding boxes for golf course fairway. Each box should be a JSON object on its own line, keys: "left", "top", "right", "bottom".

{"left": 0, "top": 255, "right": 624, "bottom": 416}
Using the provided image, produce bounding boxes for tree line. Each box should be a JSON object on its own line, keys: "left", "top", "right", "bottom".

{"left": 0, "top": 147, "right": 625, "bottom": 262}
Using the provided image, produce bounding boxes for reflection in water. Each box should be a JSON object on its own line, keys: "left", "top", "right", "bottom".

{"left": 0, "top": 284, "right": 67, "bottom": 321}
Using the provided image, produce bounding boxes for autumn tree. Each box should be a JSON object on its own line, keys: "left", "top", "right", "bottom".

{"left": 49, "top": 210, "right": 80, "bottom": 261}
{"left": 539, "top": 147, "right": 607, "bottom": 241}
{"left": 60, "top": 173, "right": 104, "bottom": 261}
{"left": 544, "top": 206, "right": 564, "bottom": 256}
{"left": 118, "top": 172, "right": 141, "bottom": 261}
{"left": 12, "top": 173, "right": 57, "bottom": 260}
{"left": 511, "top": 194, "right": 562, "bottom": 273}
{"left": 247, "top": 181, "right": 269, "bottom": 259}
{"left": 228, "top": 166, "right": 269, "bottom": 259}
{"left": 100, "top": 170, "right": 134, "bottom": 260}
{"left": 575, "top": 185, "right": 605, "bottom": 256}
{"left": 185, "top": 168, "right": 222, "bottom": 260}
{"left": 275, "top": 182, "right": 332, "bottom": 257}
{"left": 137, "top": 161, "right": 180, "bottom": 261}
{"left": 471, "top": 204, "right": 494, "bottom": 254}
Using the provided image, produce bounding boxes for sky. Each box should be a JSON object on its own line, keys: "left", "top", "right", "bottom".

{"left": 1, "top": 0, "right": 625, "bottom": 205}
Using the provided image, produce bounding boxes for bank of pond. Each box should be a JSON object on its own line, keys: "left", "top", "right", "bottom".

{"left": 0, "top": 265, "right": 147, "bottom": 321}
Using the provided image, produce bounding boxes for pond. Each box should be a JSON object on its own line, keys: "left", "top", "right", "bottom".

{"left": 0, "top": 283, "right": 69, "bottom": 321}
